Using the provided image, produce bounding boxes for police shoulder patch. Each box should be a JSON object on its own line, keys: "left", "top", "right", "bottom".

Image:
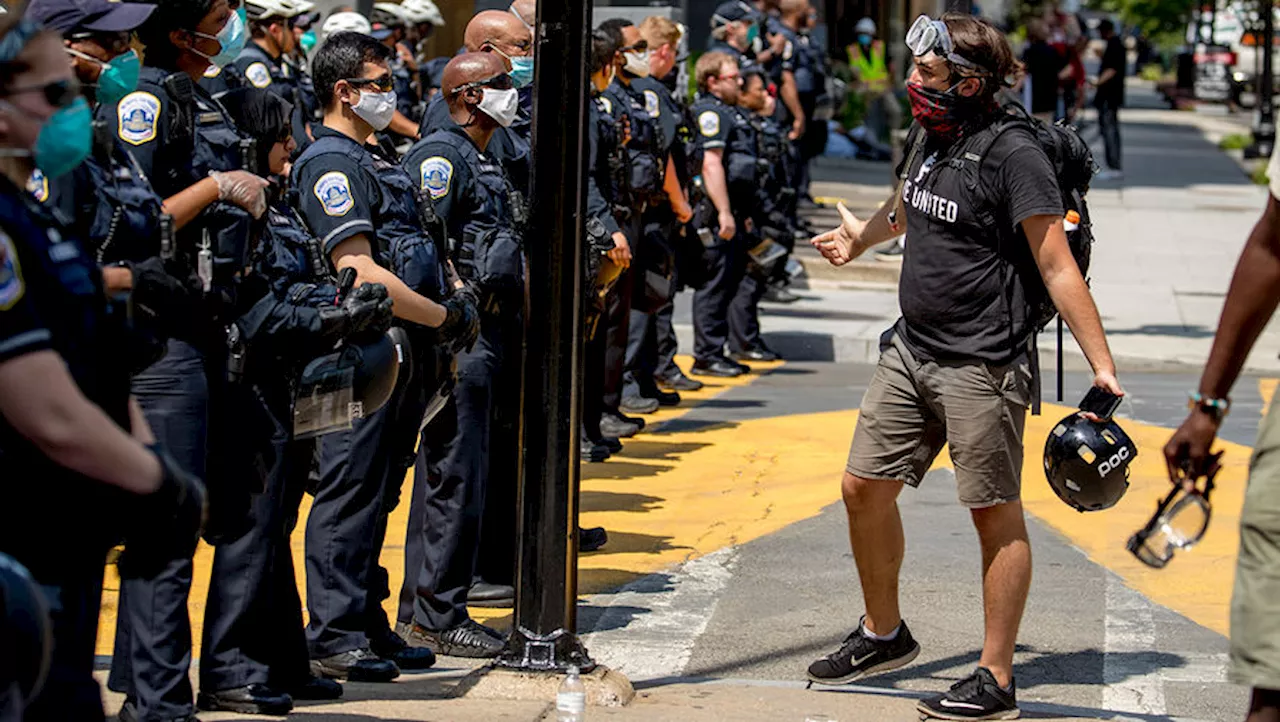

{"left": 313, "top": 171, "right": 355, "bottom": 217}
{"left": 599, "top": 96, "right": 613, "bottom": 115}
{"left": 0, "top": 230, "right": 24, "bottom": 311}
{"left": 118, "top": 91, "right": 160, "bottom": 146}
{"left": 203, "top": 65, "right": 222, "bottom": 78}
{"left": 420, "top": 156, "right": 453, "bottom": 200}
{"left": 245, "top": 62, "right": 273, "bottom": 88}
{"left": 643, "top": 89, "right": 661, "bottom": 118}
{"left": 783, "top": 40, "right": 794, "bottom": 61}
{"left": 25, "top": 169, "right": 48, "bottom": 204}
{"left": 698, "top": 110, "right": 720, "bottom": 137}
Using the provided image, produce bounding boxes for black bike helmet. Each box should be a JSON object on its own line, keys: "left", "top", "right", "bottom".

{"left": 1044, "top": 412, "right": 1137, "bottom": 512}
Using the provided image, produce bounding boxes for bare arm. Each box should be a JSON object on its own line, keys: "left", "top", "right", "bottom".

{"left": 780, "top": 71, "right": 805, "bottom": 139}
{"left": 160, "top": 176, "right": 221, "bottom": 230}
{"left": 330, "top": 234, "right": 447, "bottom": 328}
{"left": 663, "top": 155, "right": 692, "bottom": 221}
{"left": 1023, "top": 214, "right": 1120, "bottom": 390}
{"left": 702, "top": 148, "right": 735, "bottom": 240}
{"left": 388, "top": 111, "right": 421, "bottom": 141}
{"left": 810, "top": 192, "right": 903, "bottom": 266}
{"left": 0, "top": 351, "right": 162, "bottom": 495}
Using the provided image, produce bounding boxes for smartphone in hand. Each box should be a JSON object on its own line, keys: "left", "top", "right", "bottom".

{"left": 1080, "top": 386, "right": 1123, "bottom": 419}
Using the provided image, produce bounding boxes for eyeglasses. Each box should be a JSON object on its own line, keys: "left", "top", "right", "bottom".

{"left": 715, "top": 72, "right": 742, "bottom": 83}
{"left": 4, "top": 79, "right": 82, "bottom": 108}
{"left": 345, "top": 75, "right": 395, "bottom": 92}
{"left": 906, "top": 15, "right": 981, "bottom": 72}
{"left": 1127, "top": 457, "right": 1219, "bottom": 569}
{"left": 450, "top": 73, "right": 515, "bottom": 95}
{"left": 620, "top": 41, "right": 649, "bottom": 53}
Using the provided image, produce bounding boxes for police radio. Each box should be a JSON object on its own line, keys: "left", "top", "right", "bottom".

{"left": 159, "top": 213, "right": 175, "bottom": 262}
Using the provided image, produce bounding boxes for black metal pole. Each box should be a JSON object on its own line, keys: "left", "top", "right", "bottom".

{"left": 495, "top": 0, "right": 594, "bottom": 673}
{"left": 1248, "top": 0, "right": 1276, "bottom": 158}
{"left": 1056, "top": 317, "right": 1064, "bottom": 403}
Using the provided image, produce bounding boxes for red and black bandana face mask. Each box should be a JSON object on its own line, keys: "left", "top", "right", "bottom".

{"left": 906, "top": 80, "right": 998, "bottom": 143}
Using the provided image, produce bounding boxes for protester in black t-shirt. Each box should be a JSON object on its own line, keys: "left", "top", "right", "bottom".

{"left": 806, "top": 14, "right": 1121, "bottom": 721}
{"left": 1020, "top": 18, "right": 1065, "bottom": 121}
{"left": 1093, "top": 19, "right": 1125, "bottom": 178}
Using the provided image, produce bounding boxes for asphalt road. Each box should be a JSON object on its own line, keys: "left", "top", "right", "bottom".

{"left": 584, "top": 360, "right": 1260, "bottom": 722}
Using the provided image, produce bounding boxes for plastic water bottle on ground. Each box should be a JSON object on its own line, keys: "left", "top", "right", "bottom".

{"left": 556, "top": 665, "right": 586, "bottom": 722}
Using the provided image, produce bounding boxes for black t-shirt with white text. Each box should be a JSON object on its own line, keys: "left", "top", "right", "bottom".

{"left": 892, "top": 121, "right": 1064, "bottom": 364}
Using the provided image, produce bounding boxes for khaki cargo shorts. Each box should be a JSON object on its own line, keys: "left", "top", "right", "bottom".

{"left": 846, "top": 332, "right": 1032, "bottom": 508}
{"left": 1230, "top": 400, "right": 1280, "bottom": 689}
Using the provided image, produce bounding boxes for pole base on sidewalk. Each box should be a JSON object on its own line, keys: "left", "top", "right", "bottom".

{"left": 453, "top": 664, "right": 635, "bottom": 708}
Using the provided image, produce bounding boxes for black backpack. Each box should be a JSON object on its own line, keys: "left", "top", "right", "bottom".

{"left": 963, "top": 103, "right": 1097, "bottom": 331}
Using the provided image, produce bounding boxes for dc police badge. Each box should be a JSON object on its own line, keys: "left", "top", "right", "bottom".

{"left": 698, "top": 110, "right": 720, "bottom": 137}
{"left": 118, "top": 91, "right": 160, "bottom": 146}
{"left": 0, "top": 231, "right": 24, "bottom": 310}
{"left": 420, "top": 157, "right": 453, "bottom": 200}
{"left": 25, "top": 169, "right": 48, "bottom": 204}
{"left": 245, "top": 62, "right": 273, "bottom": 88}
{"left": 314, "top": 171, "right": 355, "bottom": 217}
{"left": 599, "top": 96, "right": 612, "bottom": 115}
{"left": 203, "top": 65, "right": 222, "bottom": 78}
{"left": 643, "top": 89, "right": 660, "bottom": 118}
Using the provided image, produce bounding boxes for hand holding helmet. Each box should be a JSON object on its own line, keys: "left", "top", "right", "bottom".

{"left": 1044, "top": 412, "right": 1137, "bottom": 512}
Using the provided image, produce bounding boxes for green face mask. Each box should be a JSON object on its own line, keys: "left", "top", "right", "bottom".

{"left": 300, "top": 29, "right": 318, "bottom": 54}
{"left": 745, "top": 22, "right": 760, "bottom": 46}
{"left": 66, "top": 47, "right": 141, "bottom": 107}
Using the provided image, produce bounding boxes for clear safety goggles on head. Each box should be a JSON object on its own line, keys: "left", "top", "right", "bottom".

{"left": 905, "top": 15, "right": 980, "bottom": 72}
{"left": 1127, "top": 457, "right": 1218, "bottom": 569}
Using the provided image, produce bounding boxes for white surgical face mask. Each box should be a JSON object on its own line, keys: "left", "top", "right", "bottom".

{"left": 350, "top": 88, "right": 397, "bottom": 131}
{"left": 477, "top": 86, "right": 519, "bottom": 127}
{"left": 624, "top": 49, "right": 651, "bottom": 77}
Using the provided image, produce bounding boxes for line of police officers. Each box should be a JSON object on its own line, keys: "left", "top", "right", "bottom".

{"left": 0, "top": 0, "right": 827, "bottom": 718}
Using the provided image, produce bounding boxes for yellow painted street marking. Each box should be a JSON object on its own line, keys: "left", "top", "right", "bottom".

{"left": 1260, "top": 378, "right": 1277, "bottom": 415}
{"left": 95, "top": 358, "right": 780, "bottom": 654}
{"left": 97, "top": 369, "right": 1271, "bottom": 656}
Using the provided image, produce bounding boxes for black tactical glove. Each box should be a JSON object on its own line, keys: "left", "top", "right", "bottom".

{"left": 117, "top": 446, "right": 207, "bottom": 579}
{"left": 438, "top": 285, "right": 480, "bottom": 353}
{"left": 318, "top": 283, "right": 394, "bottom": 341}
{"left": 343, "top": 282, "right": 394, "bottom": 337}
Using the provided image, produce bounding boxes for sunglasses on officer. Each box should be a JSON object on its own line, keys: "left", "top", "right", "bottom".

{"left": 68, "top": 31, "right": 134, "bottom": 57}
{"left": 343, "top": 74, "right": 395, "bottom": 93}
{"left": 1127, "top": 455, "right": 1220, "bottom": 569}
{"left": 619, "top": 40, "right": 649, "bottom": 54}
{"left": 450, "top": 73, "right": 515, "bottom": 95}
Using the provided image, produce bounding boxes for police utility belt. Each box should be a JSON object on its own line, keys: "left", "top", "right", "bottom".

{"left": 453, "top": 226, "right": 524, "bottom": 316}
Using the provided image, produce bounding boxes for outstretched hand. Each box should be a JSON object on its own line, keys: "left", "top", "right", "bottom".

{"left": 810, "top": 202, "right": 866, "bottom": 267}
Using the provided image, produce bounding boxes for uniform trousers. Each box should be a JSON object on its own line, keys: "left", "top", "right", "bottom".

{"left": 727, "top": 271, "right": 768, "bottom": 354}
{"left": 601, "top": 212, "right": 642, "bottom": 412}
{"left": 108, "top": 339, "right": 208, "bottom": 721}
{"left": 474, "top": 313, "right": 523, "bottom": 587}
{"left": 199, "top": 386, "right": 312, "bottom": 693}
{"left": 398, "top": 314, "right": 507, "bottom": 631}
{"left": 23, "top": 553, "right": 109, "bottom": 722}
{"left": 624, "top": 209, "right": 678, "bottom": 399}
{"left": 306, "top": 345, "right": 428, "bottom": 658}
{"left": 692, "top": 231, "right": 755, "bottom": 363}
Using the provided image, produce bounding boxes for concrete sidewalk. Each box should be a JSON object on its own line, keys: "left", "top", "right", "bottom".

{"left": 727, "top": 81, "right": 1280, "bottom": 375}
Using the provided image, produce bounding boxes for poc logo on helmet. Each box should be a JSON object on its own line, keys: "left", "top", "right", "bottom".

{"left": 1098, "top": 446, "right": 1131, "bottom": 477}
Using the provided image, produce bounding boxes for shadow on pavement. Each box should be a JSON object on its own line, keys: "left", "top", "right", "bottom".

{"left": 578, "top": 490, "right": 664, "bottom": 514}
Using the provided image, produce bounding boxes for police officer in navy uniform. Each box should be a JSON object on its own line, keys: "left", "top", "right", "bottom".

{"left": 232, "top": 0, "right": 312, "bottom": 147}
{"left": 689, "top": 51, "right": 761, "bottom": 378}
{"left": 622, "top": 16, "right": 694, "bottom": 411}
{"left": 596, "top": 18, "right": 666, "bottom": 436}
{"left": 707, "top": 1, "right": 757, "bottom": 69}
{"left": 395, "top": 51, "right": 522, "bottom": 658}
{"left": 0, "top": 17, "right": 205, "bottom": 722}
{"left": 752, "top": 0, "right": 806, "bottom": 143}
{"left": 729, "top": 66, "right": 788, "bottom": 364}
{"left": 370, "top": 3, "right": 422, "bottom": 128}
{"left": 97, "top": 0, "right": 346, "bottom": 714}
{"left": 292, "top": 30, "right": 476, "bottom": 680}
{"left": 581, "top": 26, "right": 631, "bottom": 463}
{"left": 196, "top": 0, "right": 246, "bottom": 97}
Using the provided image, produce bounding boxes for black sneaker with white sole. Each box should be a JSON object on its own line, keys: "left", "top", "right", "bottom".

{"left": 917, "top": 667, "right": 1019, "bottom": 720}
{"left": 806, "top": 617, "right": 920, "bottom": 684}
